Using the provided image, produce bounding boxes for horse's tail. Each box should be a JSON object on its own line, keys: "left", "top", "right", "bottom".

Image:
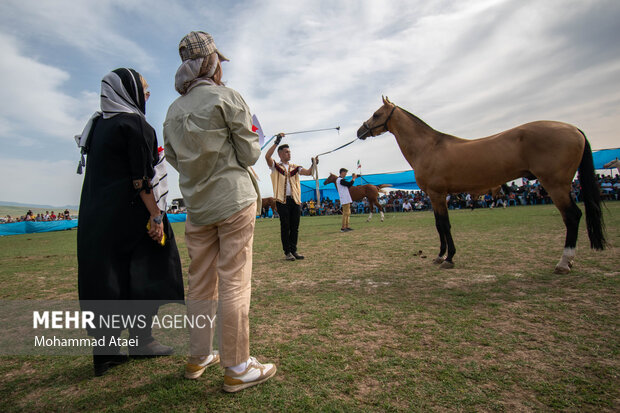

{"left": 376, "top": 184, "right": 392, "bottom": 194}
{"left": 577, "top": 131, "right": 606, "bottom": 250}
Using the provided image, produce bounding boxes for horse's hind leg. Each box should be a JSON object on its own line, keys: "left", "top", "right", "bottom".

{"left": 372, "top": 201, "right": 385, "bottom": 222}
{"left": 548, "top": 188, "right": 582, "bottom": 274}
{"left": 367, "top": 210, "right": 372, "bottom": 222}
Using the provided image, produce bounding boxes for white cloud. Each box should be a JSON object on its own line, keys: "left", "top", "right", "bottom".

{"left": 0, "top": 158, "right": 84, "bottom": 206}
{"left": 0, "top": 33, "right": 99, "bottom": 143}
{"left": 0, "top": 0, "right": 156, "bottom": 69}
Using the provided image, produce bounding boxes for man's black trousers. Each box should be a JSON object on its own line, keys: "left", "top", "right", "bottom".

{"left": 276, "top": 196, "right": 301, "bottom": 254}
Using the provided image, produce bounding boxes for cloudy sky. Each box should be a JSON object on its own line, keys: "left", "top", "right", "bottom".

{"left": 1, "top": 0, "right": 619, "bottom": 207}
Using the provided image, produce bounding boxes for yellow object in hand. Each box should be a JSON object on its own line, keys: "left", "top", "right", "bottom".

{"left": 146, "top": 220, "right": 166, "bottom": 246}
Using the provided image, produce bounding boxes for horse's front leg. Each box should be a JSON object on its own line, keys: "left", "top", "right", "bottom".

{"left": 440, "top": 212, "right": 456, "bottom": 269}
{"left": 430, "top": 196, "right": 456, "bottom": 269}
{"left": 432, "top": 210, "right": 446, "bottom": 265}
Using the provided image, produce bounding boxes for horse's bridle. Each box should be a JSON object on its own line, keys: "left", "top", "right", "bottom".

{"left": 360, "top": 105, "right": 397, "bottom": 139}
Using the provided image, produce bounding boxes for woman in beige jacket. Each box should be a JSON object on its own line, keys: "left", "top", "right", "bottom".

{"left": 164, "top": 31, "right": 276, "bottom": 393}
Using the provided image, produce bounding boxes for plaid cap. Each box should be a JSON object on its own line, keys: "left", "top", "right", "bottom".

{"left": 178, "top": 31, "right": 229, "bottom": 62}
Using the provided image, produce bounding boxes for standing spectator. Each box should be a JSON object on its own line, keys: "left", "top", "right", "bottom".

{"left": 78, "top": 68, "right": 184, "bottom": 376}
{"left": 164, "top": 31, "right": 275, "bottom": 392}
{"left": 335, "top": 168, "right": 357, "bottom": 232}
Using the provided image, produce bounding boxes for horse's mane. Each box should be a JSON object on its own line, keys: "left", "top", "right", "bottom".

{"left": 398, "top": 106, "right": 457, "bottom": 141}
{"left": 398, "top": 107, "right": 434, "bottom": 130}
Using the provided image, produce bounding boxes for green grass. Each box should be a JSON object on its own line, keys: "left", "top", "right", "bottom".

{"left": 0, "top": 203, "right": 619, "bottom": 412}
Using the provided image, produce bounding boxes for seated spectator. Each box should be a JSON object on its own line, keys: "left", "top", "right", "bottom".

{"left": 403, "top": 199, "right": 412, "bottom": 211}
{"left": 483, "top": 192, "right": 493, "bottom": 207}
{"left": 601, "top": 178, "right": 613, "bottom": 194}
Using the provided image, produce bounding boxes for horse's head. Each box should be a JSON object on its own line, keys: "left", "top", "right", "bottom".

{"left": 357, "top": 96, "right": 396, "bottom": 140}
{"left": 323, "top": 173, "right": 338, "bottom": 185}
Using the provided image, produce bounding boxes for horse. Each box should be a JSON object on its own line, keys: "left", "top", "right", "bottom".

{"left": 323, "top": 173, "right": 392, "bottom": 222}
{"left": 603, "top": 158, "right": 620, "bottom": 170}
{"left": 357, "top": 96, "right": 606, "bottom": 273}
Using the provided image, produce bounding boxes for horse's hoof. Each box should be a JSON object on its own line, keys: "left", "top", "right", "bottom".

{"left": 432, "top": 257, "right": 444, "bottom": 265}
{"left": 439, "top": 261, "right": 455, "bottom": 269}
{"left": 554, "top": 266, "right": 570, "bottom": 275}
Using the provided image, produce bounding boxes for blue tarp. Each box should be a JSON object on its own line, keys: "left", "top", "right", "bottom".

{"left": 0, "top": 214, "right": 190, "bottom": 237}
{"left": 593, "top": 148, "right": 620, "bottom": 169}
{"left": 167, "top": 213, "right": 187, "bottom": 223}
{"left": 0, "top": 219, "right": 77, "bottom": 237}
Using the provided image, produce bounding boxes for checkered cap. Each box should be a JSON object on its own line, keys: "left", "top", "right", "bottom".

{"left": 178, "top": 31, "right": 229, "bottom": 62}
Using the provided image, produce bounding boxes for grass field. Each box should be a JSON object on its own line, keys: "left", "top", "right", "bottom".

{"left": 0, "top": 203, "right": 618, "bottom": 412}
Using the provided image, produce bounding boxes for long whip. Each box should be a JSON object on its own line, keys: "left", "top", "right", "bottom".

{"left": 261, "top": 126, "right": 340, "bottom": 150}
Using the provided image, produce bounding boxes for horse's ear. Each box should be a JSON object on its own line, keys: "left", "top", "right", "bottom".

{"left": 382, "top": 95, "right": 387, "bottom": 104}
{"left": 384, "top": 96, "right": 392, "bottom": 105}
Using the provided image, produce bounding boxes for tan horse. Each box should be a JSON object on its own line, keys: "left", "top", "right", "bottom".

{"left": 357, "top": 97, "right": 606, "bottom": 273}
{"left": 323, "top": 173, "right": 391, "bottom": 222}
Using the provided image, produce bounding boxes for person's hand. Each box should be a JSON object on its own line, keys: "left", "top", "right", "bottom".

{"left": 352, "top": 173, "right": 357, "bottom": 179}
{"left": 147, "top": 215, "right": 164, "bottom": 243}
{"left": 274, "top": 133, "right": 285, "bottom": 145}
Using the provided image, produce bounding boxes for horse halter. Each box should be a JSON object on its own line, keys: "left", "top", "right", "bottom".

{"left": 360, "top": 105, "right": 397, "bottom": 138}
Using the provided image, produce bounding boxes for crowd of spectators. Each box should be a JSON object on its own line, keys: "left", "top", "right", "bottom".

{"left": 8, "top": 174, "right": 616, "bottom": 223}
{"left": 296, "top": 174, "right": 620, "bottom": 216}
{"left": 1, "top": 209, "right": 74, "bottom": 224}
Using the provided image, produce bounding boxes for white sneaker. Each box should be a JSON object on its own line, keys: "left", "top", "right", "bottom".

{"left": 223, "top": 356, "right": 277, "bottom": 392}
{"left": 184, "top": 351, "right": 220, "bottom": 379}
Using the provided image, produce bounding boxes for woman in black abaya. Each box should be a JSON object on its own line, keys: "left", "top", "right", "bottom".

{"left": 77, "top": 68, "right": 184, "bottom": 376}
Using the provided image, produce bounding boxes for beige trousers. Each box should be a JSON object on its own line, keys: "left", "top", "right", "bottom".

{"left": 342, "top": 203, "right": 351, "bottom": 229}
{"left": 185, "top": 202, "right": 255, "bottom": 367}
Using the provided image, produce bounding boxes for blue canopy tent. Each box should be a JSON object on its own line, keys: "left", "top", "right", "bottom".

{"left": 593, "top": 147, "right": 620, "bottom": 170}
{"left": 300, "top": 170, "right": 419, "bottom": 202}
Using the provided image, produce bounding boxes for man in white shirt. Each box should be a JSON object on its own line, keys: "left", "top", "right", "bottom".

{"left": 336, "top": 168, "right": 357, "bottom": 232}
